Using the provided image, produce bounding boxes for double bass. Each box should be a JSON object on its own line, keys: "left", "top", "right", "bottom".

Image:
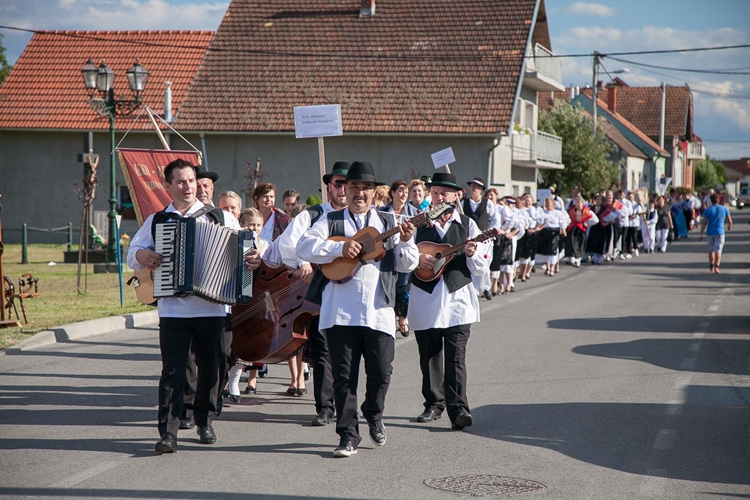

{"left": 230, "top": 260, "right": 318, "bottom": 364}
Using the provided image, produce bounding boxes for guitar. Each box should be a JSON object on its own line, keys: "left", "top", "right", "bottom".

{"left": 413, "top": 228, "right": 500, "bottom": 282}
{"left": 321, "top": 203, "right": 454, "bottom": 283}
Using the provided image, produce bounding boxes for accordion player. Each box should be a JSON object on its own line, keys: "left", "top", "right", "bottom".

{"left": 153, "top": 218, "right": 255, "bottom": 305}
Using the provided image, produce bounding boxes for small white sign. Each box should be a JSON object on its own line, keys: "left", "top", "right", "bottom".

{"left": 294, "top": 104, "right": 343, "bottom": 139}
{"left": 536, "top": 189, "right": 551, "bottom": 202}
{"left": 431, "top": 147, "right": 456, "bottom": 169}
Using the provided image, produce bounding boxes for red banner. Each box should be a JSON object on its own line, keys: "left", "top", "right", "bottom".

{"left": 117, "top": 148, "right": 202, "bottom": 225}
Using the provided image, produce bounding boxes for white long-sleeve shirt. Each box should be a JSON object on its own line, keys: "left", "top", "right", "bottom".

{"left": 127, "top": 201, "right": 240, "bottom": 318}
{"left": 296, "top": 208, "right": 420, "bottom": 336}
{"left": 467, "top": 197, "right": 499, "bottom": 228}
{"left": 277, "top": 202, "right": 337, "bottom": 268}
{"left": 408, "top": 211, "right": 490, "bottom": 331}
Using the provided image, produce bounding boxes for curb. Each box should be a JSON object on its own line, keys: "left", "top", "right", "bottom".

{"left": 5, "top": 310, "right": 159, "bottom": 352}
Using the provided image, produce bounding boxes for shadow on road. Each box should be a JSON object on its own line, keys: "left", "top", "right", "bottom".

{"left": 470, "top": 397, "right": 750, "bottom": 485}
{"left": 548, "top": 316, "right": 750, "bottom": 335}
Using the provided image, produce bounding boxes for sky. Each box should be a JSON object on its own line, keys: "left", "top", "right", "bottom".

{"left": 1, "top": 0, "right": 749, "bottom": 160}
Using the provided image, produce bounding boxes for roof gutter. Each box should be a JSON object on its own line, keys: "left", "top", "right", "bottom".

{"left": 507, "top": 0, "right": 541, "bottom": 137}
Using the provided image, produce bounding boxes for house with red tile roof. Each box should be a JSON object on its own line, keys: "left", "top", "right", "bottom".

{"left": 0, "top": 0, "right": 566, "bottom": 242}
{"left": 570, "top": 93, "right": 670, "bottom": 193}
{"left": 0, "top": 30, "right": 213, "bottom": 242}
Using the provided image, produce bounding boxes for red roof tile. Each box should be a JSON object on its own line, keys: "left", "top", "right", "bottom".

{"left": 589, "top": 85, "right": 691, "bottom": 139}
{"left": 0, "top": 30, "right": 213, "bottom": 131}
{"left": 176, "top": 0, "right": 542, "bottom": 134}
{"left": 593, "top": 97, "right": 669, "bottom": 155}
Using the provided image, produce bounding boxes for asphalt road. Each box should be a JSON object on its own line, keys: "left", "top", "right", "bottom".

{"left": 1, "top": 211, "right": 749, "bottom": 499}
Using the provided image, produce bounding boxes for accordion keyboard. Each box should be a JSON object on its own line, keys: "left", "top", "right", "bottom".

{"left": 154, "top": 222, "right": 178, "bottom": 297}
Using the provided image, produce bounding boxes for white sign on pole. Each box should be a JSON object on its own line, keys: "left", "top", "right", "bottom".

{"left": 294, "top": 104, "right": 343, "bottom": 139}
{"left": 536, "top": 189, "right": 551, "bottom": 202}
{"left": 431, "top": 147, "right": 456, "bottom": 170}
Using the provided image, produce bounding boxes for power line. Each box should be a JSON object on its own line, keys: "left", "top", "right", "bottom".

{"left": 1, "top": 24, "right": 750, "bottom": 61}
{"left": 608, "top": 56, "right": 750, "bottom": 76}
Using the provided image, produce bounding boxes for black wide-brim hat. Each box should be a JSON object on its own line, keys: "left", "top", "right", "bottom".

{"left": 195, "top": 166, "right": 219, "bottom": 183}
{"left": 426, "top": 172, "right": 460, "bottom": 190}
{"left": 345, "top": 161, "right": 385, "bottom": 186}
{"left": 323, "top": 161, "right": 351, "bottom": 185}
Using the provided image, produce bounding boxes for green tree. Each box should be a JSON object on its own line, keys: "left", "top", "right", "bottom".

{"left": 537, "top": 100, "right": 620, "bottom": 195}
{"left": 694, "top": 156, "right": 727, "bottom": 189}
{"left": 0, "top": 33, "right": 12, "bottom": 84}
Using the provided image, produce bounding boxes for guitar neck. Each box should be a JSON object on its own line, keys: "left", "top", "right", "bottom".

{"left": 374, "top": 211, "right": 431, "bottom": 243}
{"left": 438, "top": 230, "right": 497, "bottom": 257}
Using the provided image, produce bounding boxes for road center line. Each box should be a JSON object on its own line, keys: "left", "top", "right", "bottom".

{"left": 48, "top": 460, "right": 121, "bottom": 488}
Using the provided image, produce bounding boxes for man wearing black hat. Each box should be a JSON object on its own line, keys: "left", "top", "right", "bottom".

{"left": 298, "top": 161, "right": 419, "bottom": 458}
{"left": 196, "top": 168, "right": 219, "bottom": 206}
{"left": 409, "top": 172, "right": 491, "bottom": 430}
{"left": 277, "top": 161, "right": 350, "bottom": 427}
{"left": 463, "top": 177, "right": 498, "bottom": 300}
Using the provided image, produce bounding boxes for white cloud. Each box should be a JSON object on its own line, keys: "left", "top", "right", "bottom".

{"left": 563, "top": 2, "right": 616, "bottom": 18}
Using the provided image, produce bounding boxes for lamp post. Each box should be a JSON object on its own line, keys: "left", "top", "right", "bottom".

{"left": 81, "top": 58, "right": 149, "bottom": 262}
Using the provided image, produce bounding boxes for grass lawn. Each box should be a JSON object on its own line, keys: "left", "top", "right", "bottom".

{"left": 1, "top": 243, "right": 151, "bottom": 349}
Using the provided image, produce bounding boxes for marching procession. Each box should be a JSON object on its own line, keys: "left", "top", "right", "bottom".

{"left": 126, "top": 158, "right": 733, "bottom": 458}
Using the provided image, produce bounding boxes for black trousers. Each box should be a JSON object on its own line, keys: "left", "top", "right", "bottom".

{"left": 624, "top": 226, "right": 638, "bottom": 254}
{"left": 182, "top": 315, "right": 232, "bottom": 420}
{"left": 308, "top": 317, "right": 334, "bottom": 417}
{"left": 182, "top": 340, "right": 197, "bottom": 420}
{"left": 158, "top": 316, "right": 226, "bottom": 436}
{"left": 327, "top": 325, "right": 395, "bottom": 445}
{"left": 414, "top": 324, "right": 471, "bottom": 423}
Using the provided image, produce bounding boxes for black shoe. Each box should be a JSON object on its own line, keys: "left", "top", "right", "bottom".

{"left": 295, "top": 387, "right": 308, "bottom": 397}
{"left": 483, "top": 290, "right": 493, "bottom": 300}
{"left": 451, "top": 411, "right": 473, "bottom": 430}
{"left": 155, "top": 432, "right": 177, "bottom": 453}
{"left": 416, "top": 410, "right": 442, "bottom": 422}
{"left": 243, "top": 385, "right": 256, "bottom": 395}
{"left": 368, "top": 421, "right": 387, "bottom": 446}
{"left": 197, "top": 425, "right": 217, "bottom": 444}
{"left": 179, "top": 418, "right": 195, "bottom": 430}
{"left": 228, "top": 395, "right": 241, "bottom": 404}
{"left": 333, "top": 439, "right": 357, "bottom": 458}
{"left": 286, "top": 387, "right": 297, "bottom": 396}
{"left": 304, "top": 369, "right": 311, "bottom": 381}
{"left": 258, "top": 365, "right": 268, "bottom": 378}
{"left": 222, "top": 389, "right": 230, "bottom": 398}
{"left": 311, "top": 412, "right": 333, "bottom": 426}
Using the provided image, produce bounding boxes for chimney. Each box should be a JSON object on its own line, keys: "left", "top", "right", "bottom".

{"left": 569, "top": 85, "right": 575, "bottom": 100}
{"left": 360, "top": 0, "right": 375, "bottom": 17}
{"left": 575, "top": 85, "right": 580, "bottom": 96}
{"left": 607, "top": 84, "right": 617, "bottom": 113}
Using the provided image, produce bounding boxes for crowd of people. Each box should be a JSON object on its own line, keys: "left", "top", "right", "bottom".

{"left": 127, "top": 158, "right": 733, "bottom": 458}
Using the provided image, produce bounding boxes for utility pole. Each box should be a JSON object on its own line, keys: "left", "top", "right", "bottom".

{"left": 592, "top": 51, "right": 600, "bottom": 135}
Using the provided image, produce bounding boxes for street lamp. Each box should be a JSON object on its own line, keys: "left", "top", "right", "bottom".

{"left": 591, "top": 51, "right": 629, "bottom": 133}
{"left": 81, "top": 58, "right": 148, "bottom": 263}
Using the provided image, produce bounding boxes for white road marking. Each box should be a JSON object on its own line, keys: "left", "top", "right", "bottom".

{"left": 692, "top": 332, "right": 705, "bottom": 339}
{"left": 680, "top": 358, "right": 696, "bottom": 369}
{"left": 708, "top": 305, "right": 719, "bottom": 312}
{"left": 654, "top": 429, "right": 676, "bottom": 450}
{"left": 49, "top": 460, "right": 121, "bottom": 488}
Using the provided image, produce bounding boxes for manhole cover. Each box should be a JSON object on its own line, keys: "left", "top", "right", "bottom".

{"left": 424, "top": 475, "right": 546, "bottom": 496}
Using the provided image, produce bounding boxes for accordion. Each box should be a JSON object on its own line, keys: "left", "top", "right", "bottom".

{"left": 153, "top": 218, "right": 255, "bottom": 305}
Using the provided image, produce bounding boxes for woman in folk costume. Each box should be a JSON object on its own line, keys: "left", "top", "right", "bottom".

{"left": 511, "top": 197, "right": 532, "bottom": 283}
{"left": 586, "top": 195, "right": 619, "bottom": 265}
{"left": 380, "top": 180, "right": 420, "bottom": 336}
{"left": 519, "top": 194, "right": 545, "bottom": 281}
{"left": 535, "top": 197, "right": 567, "bottom": 277}
{"left": 642, "top": 198, "right": 658, "bottom": 253}
{"left": 565, "top": 195, "right": 599, "bottom": 267}
{"left": 489, "top": 198, "right": 520, "bottom": 295}
{"left": 553, "top": 201, "right": 571, "bottom": 274}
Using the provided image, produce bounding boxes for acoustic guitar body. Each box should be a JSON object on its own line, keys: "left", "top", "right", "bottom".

{"left": 321, "top": 227, "right": 386, "bottom": 283}
{"left": 413, "top": 241, "right": 457, "bottom": 282}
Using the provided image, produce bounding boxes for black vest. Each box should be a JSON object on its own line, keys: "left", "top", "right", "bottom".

{"left": 150, "top": 205, "right": 225, "bottom": 240}
{"left": 305, "top": 204, "right": 326, "bottom": 225}
{"left": 305, "top": 209, "right": 398, "bottom": 306}
{"left": 463, "top": 198, "right": 490, "bottom": 230}
{"left": 412, "top": 214, "right": 472, "bottom": 294}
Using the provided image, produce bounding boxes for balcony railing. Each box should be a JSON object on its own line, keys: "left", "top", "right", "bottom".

{"left": 524, "top": 43, "right": 563, "bottom": 90}
{"left": 511, "top": 130, "right": 563, "bottom": 167}
{"left": 687, "top": 141, "right": 706, "bottom": 160}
